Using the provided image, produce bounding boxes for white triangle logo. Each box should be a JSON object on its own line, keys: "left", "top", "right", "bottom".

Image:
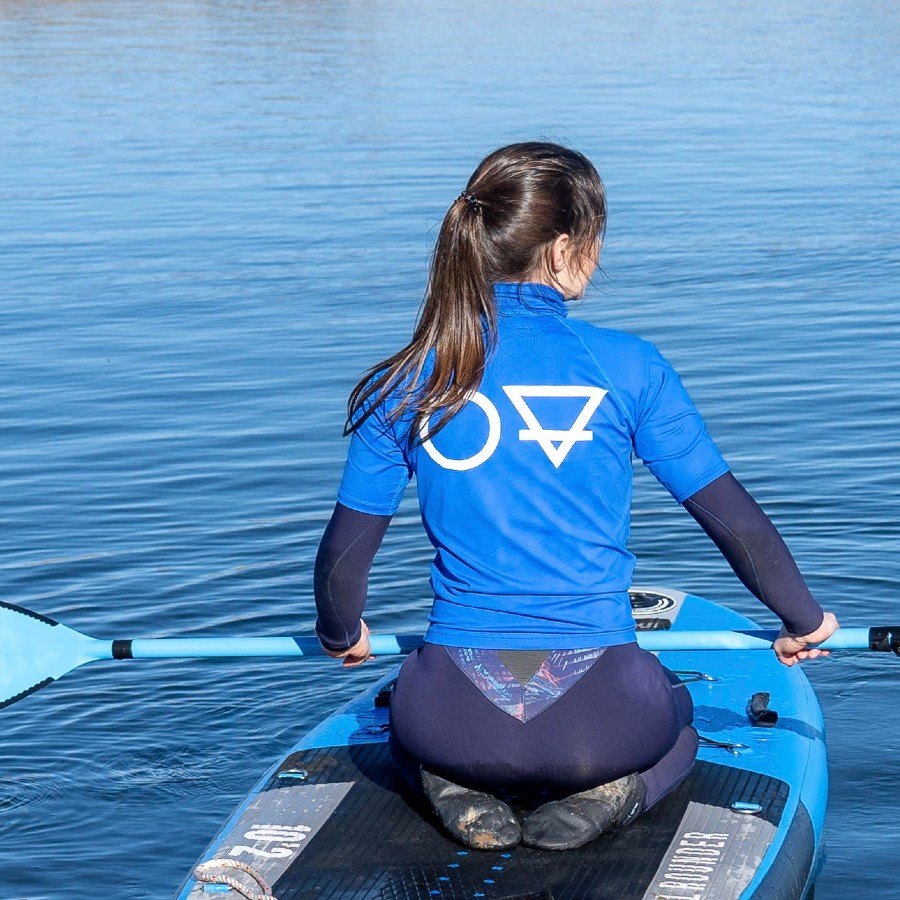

{"left": 502, "top": 385, "right": 608, "bottom": 468}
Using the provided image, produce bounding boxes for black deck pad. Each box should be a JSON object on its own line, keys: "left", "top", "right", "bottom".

{"left": 254, "top": 743, "right": 792, "bottom": 900}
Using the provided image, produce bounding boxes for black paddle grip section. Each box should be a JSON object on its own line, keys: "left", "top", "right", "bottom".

{"left": 112, "top": 639, "right": 134, "bottom": 660}
{"left": 747, "top": 691, "right": 779, "bottom": 727}
{"left": 868, "top": 627, "right": 900, "bottom": 656}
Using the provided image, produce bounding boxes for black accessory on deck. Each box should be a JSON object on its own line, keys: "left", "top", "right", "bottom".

{"left": 747, "top": 691, "right": 779, "bottom": 728}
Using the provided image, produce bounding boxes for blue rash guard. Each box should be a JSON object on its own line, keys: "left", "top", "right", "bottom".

{"left": 336, "top": 281, "right": 730, "bottom": 650}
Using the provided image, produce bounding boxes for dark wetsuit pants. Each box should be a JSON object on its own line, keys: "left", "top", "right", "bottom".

{"left": 389, "top": 641, "right": 698, "bottom": 811}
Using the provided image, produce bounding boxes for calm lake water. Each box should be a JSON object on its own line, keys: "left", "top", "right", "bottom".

{"left": 1, "top": 1, "right": 899, "bottom": 897}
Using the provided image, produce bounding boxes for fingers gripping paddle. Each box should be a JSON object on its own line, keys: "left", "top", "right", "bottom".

{"left": 2, "top": 599, "right": 898, "bottom": 710}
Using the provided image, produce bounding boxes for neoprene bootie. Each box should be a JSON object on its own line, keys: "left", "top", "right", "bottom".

{"left": 520, "top": 773, "right": 646, "bottom": 851}
{"left": 420, "top": 768, "right": 521, "bottom": 851}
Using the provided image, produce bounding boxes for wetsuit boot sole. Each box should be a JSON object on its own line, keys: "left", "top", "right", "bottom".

{"left": 521, "top": 773, "right": 646, "bottom": 851}
{"left": 420, "top": 767, "right": 521, "bottom": 851}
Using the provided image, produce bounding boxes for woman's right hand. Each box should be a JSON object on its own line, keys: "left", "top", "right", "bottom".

{"left": 322, "top": 619, "right": 373, "bottom": 668}
{"left": 772, "top": 612, "right": 839, "bottom": 667}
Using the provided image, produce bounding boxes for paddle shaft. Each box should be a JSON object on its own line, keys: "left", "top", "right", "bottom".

{"left": 110, "top": 627, "right": 896, "bottom": 660}
{"left": 3, "top": 592, "right": 897, "bottom": 713}
{"left": 7, "top": 601, "right": 900, "bottom": 708}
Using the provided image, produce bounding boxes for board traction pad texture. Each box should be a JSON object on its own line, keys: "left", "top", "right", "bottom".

{"left": 191, "top": 743, "right": 812, "bottom": 900}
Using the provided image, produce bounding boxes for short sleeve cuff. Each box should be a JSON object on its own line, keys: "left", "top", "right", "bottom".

{"left": 671, "top": 461, "right": 732, "bottom": 505}
{"left": 335, "top": 489, "right": 404, "bottom": 516}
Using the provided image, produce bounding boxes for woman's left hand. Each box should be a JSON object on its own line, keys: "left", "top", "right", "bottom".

{"left": 322, "top": 620, "right": 373, "bottom": 668}
{"left": 772, "top": 612, "right": 839, "bottom": 667}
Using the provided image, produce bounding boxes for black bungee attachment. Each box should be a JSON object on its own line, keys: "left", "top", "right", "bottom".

{"left": 747, "top": 691, "right": 779, "bottom": 727}
{"left": 868, "top": 627, "right": 900, "bottom": 656}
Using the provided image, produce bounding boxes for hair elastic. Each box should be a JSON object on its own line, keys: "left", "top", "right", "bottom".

{"left": 459, "top": 190, "right": 482, "bottom": 212}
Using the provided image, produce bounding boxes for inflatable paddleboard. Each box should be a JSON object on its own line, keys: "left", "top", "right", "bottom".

{"left": 177, "top": 588, "right": 826, "bottom": 899}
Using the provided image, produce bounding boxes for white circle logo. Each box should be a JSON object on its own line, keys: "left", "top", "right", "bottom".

{"left": 419, "top": 391, "right": 502, "bottom": 471}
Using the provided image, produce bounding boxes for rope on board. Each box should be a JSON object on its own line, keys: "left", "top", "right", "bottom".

{"left": 193, "top": 859, "right": 278, "bottom": 900}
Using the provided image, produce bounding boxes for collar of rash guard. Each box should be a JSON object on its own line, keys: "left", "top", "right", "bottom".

{"left": 492, "top": 281, "right": 569, "bottom": 318}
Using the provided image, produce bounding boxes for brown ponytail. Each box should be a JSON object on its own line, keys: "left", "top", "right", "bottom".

{"left": 345, "top": 141, "right": 606, "bottom": 440}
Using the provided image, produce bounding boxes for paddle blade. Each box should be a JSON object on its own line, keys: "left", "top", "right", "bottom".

{"left": 0, "top": 601, "right": 109, "bottom": 709}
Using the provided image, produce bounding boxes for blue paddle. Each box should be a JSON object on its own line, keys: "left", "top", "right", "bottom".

{"left": 2, "top": 599, "right": 897, "bottom": 710}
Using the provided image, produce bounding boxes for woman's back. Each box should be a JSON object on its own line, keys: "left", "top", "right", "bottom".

{"left": 338, "top": 279, "right": 728, "bottom": 648}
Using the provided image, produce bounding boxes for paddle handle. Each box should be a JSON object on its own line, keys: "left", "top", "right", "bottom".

{"left": 642, "top": 627, "right": 897, "bottom": 653}
{"left": 636, "top": 628, "right": 874, "bottom": 652}
{"left": 112, "top": 627, "right": 896, "bottom": 660}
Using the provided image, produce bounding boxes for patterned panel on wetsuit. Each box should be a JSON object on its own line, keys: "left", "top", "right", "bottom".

{"left": 446, "top": 646, "right": 605, "bottom": 722}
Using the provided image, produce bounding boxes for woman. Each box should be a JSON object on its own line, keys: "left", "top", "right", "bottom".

{"left": 314, "top": 142, "right": 838, "bottom": 852}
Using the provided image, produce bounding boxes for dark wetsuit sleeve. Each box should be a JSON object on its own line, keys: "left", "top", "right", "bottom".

{"left": 314, "top": 502, "right": 391, "bottom": 652}
{"left": 682, "top": 472, "right": 824, "bottom": 637}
